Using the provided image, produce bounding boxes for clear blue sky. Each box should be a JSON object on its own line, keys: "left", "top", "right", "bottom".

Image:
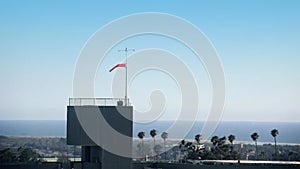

{"left": 0, "top": 0, "right": 299, "bottom": 121}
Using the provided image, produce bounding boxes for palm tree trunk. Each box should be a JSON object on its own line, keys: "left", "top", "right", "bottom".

{"left": 255, "top": 141, "right": 258, "bottom": 160}
{"left": 274, "top": 137, "right": 277, "bottom": 160}
{"left": 141, "top": 139, "right": 144, "bottom": 160}
{"left": 274, "top": 137, "right": 277, "bottom": 153}
{"left": 153, "top": 138, "right": 156, "bottom": 161}
{"left": 164, "top": 140, "right": 166, "bottom": 161}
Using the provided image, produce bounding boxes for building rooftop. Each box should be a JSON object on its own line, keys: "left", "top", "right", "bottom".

{"left": 68, "top": 98, "right": 130, "bottom": 106}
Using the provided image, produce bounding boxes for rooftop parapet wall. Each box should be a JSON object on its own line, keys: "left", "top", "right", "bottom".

{"left": 68, "top": 98, "right": 130, "bottom": 106}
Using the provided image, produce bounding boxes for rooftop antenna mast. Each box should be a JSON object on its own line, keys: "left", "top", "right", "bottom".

{"left": 118, "top": 47, "right": 135, "bottom": 106}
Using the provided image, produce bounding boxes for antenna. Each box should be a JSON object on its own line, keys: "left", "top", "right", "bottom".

{"left": 118, "top": 47, "right": 135, "bottom": 106}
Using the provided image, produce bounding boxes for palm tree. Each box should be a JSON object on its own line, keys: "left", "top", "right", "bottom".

{"left": 271, "top": 129, "right": 279, "bottom": 156}
{"left": 211, "top": 136, "right": 219, "bottom": 146}
{"left": 228, "top": 134, "right": 236, "bottom": 146}
{"left": 218, "top": 136, "right": 226, "bottom": 146}
{"left": 179, "top": 139, "right": 185, "bottom": 163}
{"left": 228, "top": 134, "right": 236, "bottom": 159}
{"left": 251, "top": 132, "right": 259, "bottom": 160}
{"left": 195, "top": 134, "right": 202, "bottom": 145}
{"left": 150, "top": 129, "right": 157, "bottom": 160}
{"left": 137, "top": 131, "right": 145, "bottom": 158}
{"left": 161, "top": 131, "right": 168, "bottom": 160}
{"left": 150, "top": 129, "right": 157, "bottom": 145}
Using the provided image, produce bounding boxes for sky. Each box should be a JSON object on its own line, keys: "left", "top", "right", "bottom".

{"left": 0, "top": 0, "right": 299, "bottom": 122}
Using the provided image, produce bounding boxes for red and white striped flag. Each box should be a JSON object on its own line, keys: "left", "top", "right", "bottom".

{"left": 109, "top": 63, "right": 126, "bottom": 72}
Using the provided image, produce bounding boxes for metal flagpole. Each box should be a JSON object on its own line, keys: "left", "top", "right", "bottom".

{"left": 118, "top": 47, "right": 135, "bottom": 106}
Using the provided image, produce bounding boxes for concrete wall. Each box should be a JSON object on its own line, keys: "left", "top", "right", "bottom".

{"left": 67, "top": 106, "right": 133, "bottom": 146}
{"left": 2, "top": 162, "right": 297, "bottom": 169}
{"left": 0, "top": 163, "right": 61, "bottom": 169}
{"left": 67, "top": 106, "right": 133, "bottom": 169}
{"left": 132, "top": 162, "right": 299, "bottom": 169}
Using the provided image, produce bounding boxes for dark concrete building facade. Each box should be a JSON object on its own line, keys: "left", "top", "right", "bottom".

{"left": 67, "top": 98, "right": 133, "bottom": 169}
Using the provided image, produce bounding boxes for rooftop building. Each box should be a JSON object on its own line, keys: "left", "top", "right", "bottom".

{"left": 67, "top": 98, "right": 133, "bottom": 169}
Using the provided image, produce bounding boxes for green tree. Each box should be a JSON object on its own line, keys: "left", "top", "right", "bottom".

{"left": 17, "top": 147, "right": 39, "bottom": 162}
{"left": 217, "top": 136, "right": 227, "bottom": 160}
{"left": 161, "top": 131, "right": 168, "bottom": 160}
{"left": 195, "top": 134, "right": 201, "bottom": 145}
{"left": 179, "top": 139, "right": 185, "bottom": 149}
{"left": 178, "top": 139, "right": 185, "bottom": 163}
{"left": 228, "top": 134, "right": 237, "bottom": 159}
{"left": 138, "top": 131, "right": 145, "bottom": 140}
{"left": 150, "top": 129, "right": 157, "bottom": 161}
{"left": 0, "top": 148, "right": 17, "bottom": 163}
{"left": 251, "top": 132, "right": 259, "bottom": 160}
{"left": 137, "top": 131, "right": 145, "bottom": 158}
{"left": 218, "top": 136, "right": 227, "bottom": 146}
{"left": 228, "top": 134, "right": 236, "bottom": 146}
{"left": 150, "top": 129, "right": 157, "bottom": 144}
{"left": 210, "top": 136, "right": 228, "bottom": 160}
{"left": 211, "top": 136, "right": 219, "bottom": 146}
{"left": 271, "top": 129, "right": 279, "bottom": 158}
{"left": 210, "top": 136, "right": 219, "bottom": 159}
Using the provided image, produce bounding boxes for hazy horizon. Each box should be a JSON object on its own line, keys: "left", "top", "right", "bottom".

{"left": 1, "top": 120, "right": 299, "bottom": 144}
{"left": 1, "top": 119, "right": 300, "bottom": 123}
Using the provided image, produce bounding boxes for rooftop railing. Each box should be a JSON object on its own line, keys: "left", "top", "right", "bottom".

{"left": 68, "top": 98, "right": 130, "bottom": 106}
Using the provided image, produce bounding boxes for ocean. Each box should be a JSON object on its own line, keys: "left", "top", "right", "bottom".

{"left": 0, "top": 120, "right": 299, "bottom": 144}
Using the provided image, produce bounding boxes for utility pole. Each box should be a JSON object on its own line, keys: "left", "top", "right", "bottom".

{"left": 118, "top": 47, "right": 135, "bottom": 106}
